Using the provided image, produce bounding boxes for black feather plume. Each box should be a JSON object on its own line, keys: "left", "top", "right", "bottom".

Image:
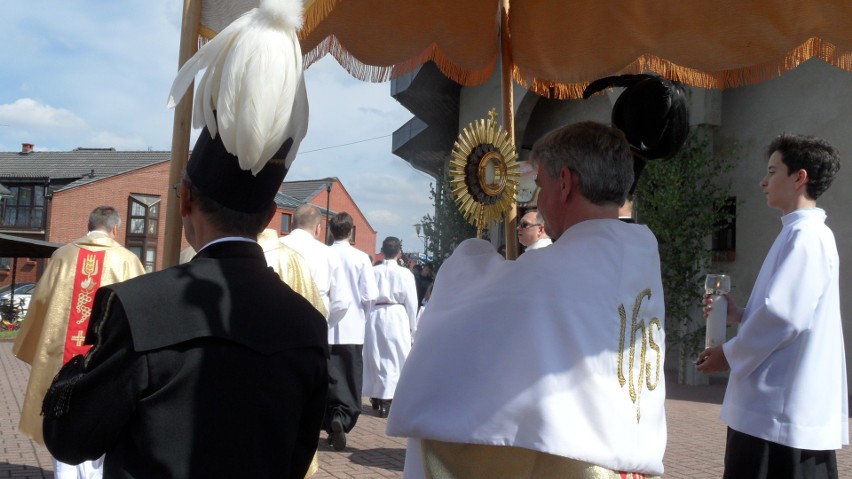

{"left": 583, "top": 73, "right": 689, "bottom": 194}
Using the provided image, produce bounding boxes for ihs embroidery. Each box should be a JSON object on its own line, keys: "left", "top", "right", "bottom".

{"left": 617, "top": 288, "right": 662, "bottom": 423}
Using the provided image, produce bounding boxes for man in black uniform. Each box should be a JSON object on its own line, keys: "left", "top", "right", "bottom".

{"left": 40, "top": 2, "right": 327, "bottom": 478}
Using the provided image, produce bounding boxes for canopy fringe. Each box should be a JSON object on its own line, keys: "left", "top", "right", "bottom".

{"left": 518, "top": 37, "right": 852, "bottom": 99}
{"left": 300, "top": 0, "right": 339, "bottom": 39}
{"left": 303, "top": 35, "right": 495, "bottom": 86}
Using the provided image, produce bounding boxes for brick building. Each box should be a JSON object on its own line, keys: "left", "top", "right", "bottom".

{"left": 279, "top": 178, "right": 377, "bottom": 260}
{"left": 0, "top": 145, "right": 376, "bottom": 287}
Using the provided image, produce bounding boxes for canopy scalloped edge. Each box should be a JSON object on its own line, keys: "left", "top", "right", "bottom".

{"left": 302, "top": 35, "right": 496, "bottom": 86}
{"left": 517, "top": 37, "right": 852, "bottom": 100}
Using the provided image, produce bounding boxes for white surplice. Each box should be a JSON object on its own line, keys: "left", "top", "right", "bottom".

{"left": 386, "top": 219, "right": 667, "bottom": 477}
{"left": 722, "top": 208, "right": 849, "bottom": 450}
{"left": 329, "top": 240, "right": 378, "bottom": 345}
{"left": 363, "top": 260, "right": 418, "bottom": 399}
{"left": 281, "top": 228, "right": 351, "bottom": 325}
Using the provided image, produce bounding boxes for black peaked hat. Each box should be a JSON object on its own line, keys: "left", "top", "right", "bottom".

{"left": 187, "top": 126, "right": 293, "bottom": 213}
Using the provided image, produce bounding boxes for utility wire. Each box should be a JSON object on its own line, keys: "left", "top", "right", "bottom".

{"left": 297, "top": 133, "right": 392, "bottom": 155}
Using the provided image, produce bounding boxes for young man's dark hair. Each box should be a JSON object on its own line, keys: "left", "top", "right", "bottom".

{"left": 381, "top": 237, "right": 401, "bottom": 258}
{"left": 329, "top": 212, "right": 354, "bottom": 241}
{"left": 766, "top": 133, "right": 841, "bottom": 200}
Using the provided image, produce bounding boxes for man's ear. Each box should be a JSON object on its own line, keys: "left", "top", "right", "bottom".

{"left": 559, "top": 166, "right": 574, "bottom": 201}
{"left": 794, "top": 168, "right": 809, "bottom": 190}
{"left": 314, "top": 222, "right": 322, "bottom": 240}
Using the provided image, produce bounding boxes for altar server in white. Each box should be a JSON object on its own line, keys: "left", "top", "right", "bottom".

{"left": 364, "top": 236, "right": 418, "bottom": 419}
{"left": 387, "top": 122, "right": 667, "bottom": 478}
{"left": 698, "top": 133, "right": 847, "bottom": 479}
{"left": 325, "top": 212, "right": 378, "bottom": 450}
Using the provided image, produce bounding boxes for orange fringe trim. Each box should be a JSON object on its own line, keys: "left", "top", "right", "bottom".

{"left": 518, "top": 37, "right": 852, "bottom": 99}
{"left": 300, "top": 0, "right": 339, "bottom": 40}
{"left": 302, "top": 35, "right": 496, "bottom": 86}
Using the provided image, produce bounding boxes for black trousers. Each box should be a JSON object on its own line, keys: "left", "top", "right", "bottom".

{"left": 322, "top": 344, "right": 363, "bottom": 434}
{"left": 724, "top": 427, "right": 838, "bottom": 479}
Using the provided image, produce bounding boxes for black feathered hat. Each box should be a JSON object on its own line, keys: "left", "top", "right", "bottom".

{"left": 186, "top": 126, "right": 293, "bottom": 213}
{"left": 583, "top": 73, "right": 689, "bottom": 194}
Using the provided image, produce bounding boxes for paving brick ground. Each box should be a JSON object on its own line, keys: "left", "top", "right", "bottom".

{"left": 2, "top": 340, "right": 850, "bottom": 478}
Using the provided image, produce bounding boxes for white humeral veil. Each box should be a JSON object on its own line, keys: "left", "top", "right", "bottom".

{"left": 387, "top": 219, "right": 667, "bottom": 476}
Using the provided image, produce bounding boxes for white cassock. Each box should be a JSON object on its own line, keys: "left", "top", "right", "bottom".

{"left": 722, "top": 208, "right": 848, "bottom": 450}
{"left": 386, "top": 219, "right": 667, "bottom": 477}
{"left": 281, "top": 228, "right": 351, "bottom": 325}
{"left": 363, "top": 259, "right": 418, "bottom": 400}
{"left": 329, "top": 240, "right": 378, "bottom": 345}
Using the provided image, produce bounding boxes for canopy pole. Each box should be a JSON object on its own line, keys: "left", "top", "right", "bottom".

{"left": 500, "top": 0, "right": 518, "bottom": 260}
{"left": 163, "top": 0, "right": 202, "bottom": 268}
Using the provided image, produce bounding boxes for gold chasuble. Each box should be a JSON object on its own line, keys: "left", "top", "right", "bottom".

{"left": 257, "top": 229, "right": 327, "bottom": 317}
{"left": 13, "top": 233, "right": 146, "bottom": 445}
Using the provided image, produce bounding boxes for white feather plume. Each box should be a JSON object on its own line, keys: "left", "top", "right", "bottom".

{"left": 168, "top": 0, "right": 308, "bottom": 175}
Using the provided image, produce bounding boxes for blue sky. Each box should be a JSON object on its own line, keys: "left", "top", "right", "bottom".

{"left": 0, "top": 0, "right": 434, "bottom": 254}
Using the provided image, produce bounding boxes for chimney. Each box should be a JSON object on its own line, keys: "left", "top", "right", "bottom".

{"left": 21, "top": 143, "right": 34, "bottom": 154}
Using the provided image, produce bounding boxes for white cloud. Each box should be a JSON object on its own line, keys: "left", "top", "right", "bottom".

{"left": 87, "top": 131, "right": 147, "bottom": 151}
{"left": 0, "top": 98, "right": 87, "bottom": 130}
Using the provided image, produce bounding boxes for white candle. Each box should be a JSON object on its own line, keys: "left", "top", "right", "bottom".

{"left": 705, "top": 294, "right": 727, "bottom": 348}
{"left": 704, "top": 274, "right": 731, "bottom": 348}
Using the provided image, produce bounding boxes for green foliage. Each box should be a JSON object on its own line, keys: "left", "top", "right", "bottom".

{"left": 634, "top": 128, "right": 737, "bottom": 362}
{"left": 0, "top": 298, "right": 24, "bottom": 332}
{"left": 419, "top": 167, "right": 478, "bottom": 271}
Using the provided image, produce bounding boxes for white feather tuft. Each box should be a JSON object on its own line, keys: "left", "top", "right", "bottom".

{"left": 167, "top": 0, "right": 308, "bottom": 175}
{"left": 259, "top": 0, "right": 304, "bottom": 31}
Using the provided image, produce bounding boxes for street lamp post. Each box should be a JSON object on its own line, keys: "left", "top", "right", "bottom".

{"left": 413, "top": 223, "right": 427, "bottom": 262}
{"left": 325, "top": 178, "right": 333, "bottom": 245}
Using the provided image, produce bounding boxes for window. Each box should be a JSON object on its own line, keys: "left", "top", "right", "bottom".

{"left": 280, "top": 213, "right": 292, "bottom": 234}
{"left": 0, "top": 257, "right": 10, "bottom": 270}
{"left": 1, "top": 185, "right": 46, "bottom": 230}
{"left": 712, "top": 197, "right": 736, "bottom": 262}
{"left": 126, "top": 194, "right": 160, "bottom": 272}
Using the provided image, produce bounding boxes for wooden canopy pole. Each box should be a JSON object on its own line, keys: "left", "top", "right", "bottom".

{"left": 163, "top": 0, "right": 202, "bottom": 268}
{"left": 500, "top": 0, "right": 518, "bottom": 260}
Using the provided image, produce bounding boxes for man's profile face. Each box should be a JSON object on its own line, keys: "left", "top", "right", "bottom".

{"left": 760, "top": 151, "right": 799, "bottom": 214}
{"left": 517, "top": 211, "right": 545, "bottom": 247}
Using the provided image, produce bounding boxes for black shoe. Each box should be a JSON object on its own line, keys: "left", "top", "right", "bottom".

{"left": 379, "top": 400, "right": 390, "bottom": 418}
{"left": 330, "top": 417, "right": 346, "bottom": 451}
{"left": 370, "top": 398, "right": 379, "bottom": 410}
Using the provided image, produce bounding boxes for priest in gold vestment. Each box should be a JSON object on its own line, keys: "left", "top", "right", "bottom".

{"left": 13, "top": 206, "right": 145, "bottom": 477}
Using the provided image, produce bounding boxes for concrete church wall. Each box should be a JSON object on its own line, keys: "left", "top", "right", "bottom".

{"left": 717, "top": 59, "right": 852, "bottom": 382}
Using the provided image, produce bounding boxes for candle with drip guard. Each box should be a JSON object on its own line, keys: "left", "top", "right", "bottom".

{"left": 705, "top": 274, "right": 731, "bottom": 348}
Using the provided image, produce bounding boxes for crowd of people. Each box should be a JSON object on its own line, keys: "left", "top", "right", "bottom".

{"left": 9, "top": 1, "right": 847, "bottom": 478}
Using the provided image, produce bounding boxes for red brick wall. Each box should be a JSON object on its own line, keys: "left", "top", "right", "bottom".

{"left": 49, "top": 161, "right": 188, "bottom": 272}
{"left": 307, "top": 181, "right": 377, "bottom": 259}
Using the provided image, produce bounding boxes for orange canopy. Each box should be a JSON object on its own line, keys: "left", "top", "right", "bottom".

{"left": 164, "top": 0, "right": 852, "bottom": 265}
{"left": 298, "top": 0, "right": 852, "bottom": 97}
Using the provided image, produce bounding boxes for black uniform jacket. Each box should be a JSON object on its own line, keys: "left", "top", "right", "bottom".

{"left": 42, "top": 240, "right": 329, "bottom": 478}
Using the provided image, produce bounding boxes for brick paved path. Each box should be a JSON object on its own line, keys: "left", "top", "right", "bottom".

{"left": 2, "top": 341, "right": 850, "bottom": 478}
